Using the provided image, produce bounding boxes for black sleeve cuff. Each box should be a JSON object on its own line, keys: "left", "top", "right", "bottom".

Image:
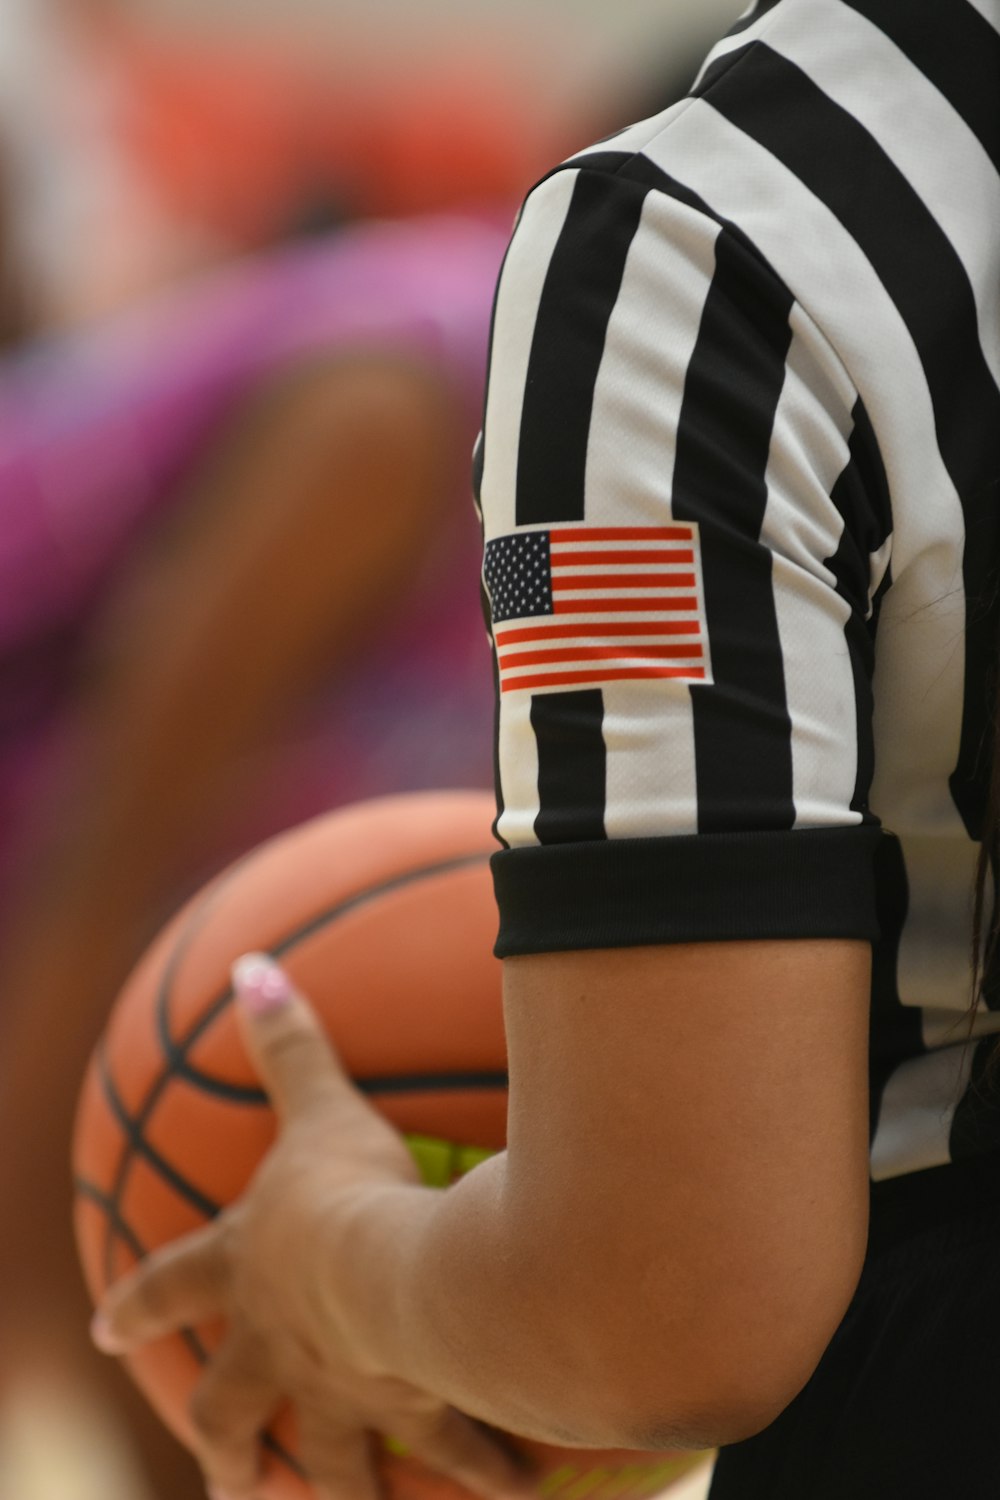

{"left": 491, "top": 826, "right": 883, "bottom": 956}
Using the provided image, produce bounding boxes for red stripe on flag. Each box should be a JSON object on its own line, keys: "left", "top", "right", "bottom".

{"left": 550, "top": 526, "right": 693, "bottom": 542}
{"left": 501, "top": 666, "right": 707, "bottom": 693}
{"left": 500, "top": 643, "right": 704, "bottom": 669}
{"left": 494, "top": 621, "right": 702, "bottom": 645}
{"left": 551, "top": 572, "right": 695, "bottom": 592}
{"left": 553, "top": 596, "right": 698, "bottom": 615}
{"left": 551, "top": 548, "right": 696, "bottom": 566}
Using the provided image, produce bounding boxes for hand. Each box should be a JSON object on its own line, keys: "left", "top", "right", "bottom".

{"left": 91, "top": 954, "right": 531, "bottom": 1500}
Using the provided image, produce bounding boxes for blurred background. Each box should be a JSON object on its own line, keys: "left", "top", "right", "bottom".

{"left": 0, "top": 2, "right": 742, "bottom": 1497}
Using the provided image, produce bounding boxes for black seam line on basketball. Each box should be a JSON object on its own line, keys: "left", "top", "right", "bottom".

{"left": 77, "top": 1174, "right": 150, "bottom": 1288}
{"left": 102, "top": 854, "right": 260, "bottom": 1288}
{"left": 81, "top": 1157, "right": 304, "bottom": 1486}
{"left": 262, "top": 1431, "right": 308, "bottom": 1480}
{"left": 76, "top": 1177, "right": 207, "bottom": 1367}
{"left": 157, "top": 850, "right": 494, "bottom": 1097}
{"left": 102, "top": 847, "right": 494, "bottom": 1278}
{"left": 97, "top": 1044, "right": 224, "bottom": 1221}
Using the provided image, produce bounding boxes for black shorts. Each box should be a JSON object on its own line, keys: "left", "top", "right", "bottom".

{"left": 708, "top": 1151, "right": 1000, "bottom": 1500}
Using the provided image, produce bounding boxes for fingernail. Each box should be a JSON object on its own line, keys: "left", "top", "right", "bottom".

{"left": 206, "top": 1489, "right": 239, "bottom": 1500}
{"left": 90, "top": 1311, "right": 129, "bottom": 1354}
{"left": 231, "top": 952, "right": 293, "bottom": 1015}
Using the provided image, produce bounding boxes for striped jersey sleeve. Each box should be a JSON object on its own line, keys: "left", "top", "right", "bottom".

{"left": 476, "top": 0, "right": 1000, "bottom": 960}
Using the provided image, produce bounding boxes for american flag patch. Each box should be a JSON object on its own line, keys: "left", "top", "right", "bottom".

{"left": 484, "top": 524, "right": 712, "bottom": 694}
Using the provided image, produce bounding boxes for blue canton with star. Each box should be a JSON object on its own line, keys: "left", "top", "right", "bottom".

{"left": 484, "top": 531, "right": 554, "bottom": 623}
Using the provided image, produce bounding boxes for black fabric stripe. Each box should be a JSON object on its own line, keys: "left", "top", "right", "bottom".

{"left": 691, "top": 45, "right": 1000, "bottom": 497}
{"left": 515, "top": 169, "right": 648, "bottom": 526}
{"left": 727, "top": 0, "right": 783, "bottom": 36}
{"left": 692, "top": 44, "right": 1000, "bottom": 843}
{"left": 671, "top": 226, "right": 795, "bottom": 833}
{"left": 949, "top": 1036, "right": 1000, "bottom": 1160}
{"left": 485, "top": 606, "right": 508, "bottom": 849}
{"left": 693, "top": 42, "right": 756, "bottom": 99}
{"left": 491, "top": 826, "right": 882, "bottom": 956}
{"left": 471, "top": 433, "right": 485, "bottom": 520}
{"left": 841, "top": 0, "right": 1000, "bottom": 173}
{"left": 826, "top": 400, "right": 892, "bottom": 819}
{"left": 531, "top": 690, "right": 607, "bottom": 845}
{"left": 949, "top": 478, "right": 1000, "bottom": 840}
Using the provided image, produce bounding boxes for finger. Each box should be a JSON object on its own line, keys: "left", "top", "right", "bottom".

{"left": 189, "top": 1328, "right": 282, "bottom": 1496}
{"left": 297, "top": 1415, "right": 381, "bottom": 1500}
{"left": 92, "top": 1219, "right": 230, "bottom": 1354}
{"left": 398, "top": 1407, "right": 536, "bottom": 1500}
{"left": 231, "top": 953, "right": 351, "bottom": 1123}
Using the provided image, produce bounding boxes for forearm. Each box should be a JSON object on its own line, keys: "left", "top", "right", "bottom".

{"left": 327, "top": 1159, "right": 713, "bottom": 1452}
{"left": 327, "top": 940, "right": 871, "bottom": 1453}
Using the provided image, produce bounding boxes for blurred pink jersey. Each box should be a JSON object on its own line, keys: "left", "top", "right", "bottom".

{"left": 0, "top": 214, "right": 508, "bottom": 908}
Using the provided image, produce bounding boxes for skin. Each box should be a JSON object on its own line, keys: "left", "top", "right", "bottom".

{"left": 0, "top": 353, "right": 461, "bottom": 1497}
{"left": 96, "top": 938, "right": 871, "bottom": 1498}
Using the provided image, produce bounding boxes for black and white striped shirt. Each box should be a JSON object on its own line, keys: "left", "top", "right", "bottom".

{"left": 476, "top": 0, "right": 1000, "bottom": 1182}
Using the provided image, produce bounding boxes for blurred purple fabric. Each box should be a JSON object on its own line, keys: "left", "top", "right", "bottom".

{"left": 0, "top": 214, "right": 508, "bottom": 907}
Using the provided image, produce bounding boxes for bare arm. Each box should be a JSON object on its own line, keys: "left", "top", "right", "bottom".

{"left": 99, "top": 936, "right": 869, "bottom": 1497}
{"left": 335, "top": 938, "right": 870, "bottom": 1446}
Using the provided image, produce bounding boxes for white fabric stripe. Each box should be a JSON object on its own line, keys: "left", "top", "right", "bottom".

{"left": 870, "top": 1045, "right": 975, "bottom": 1180}
{"left": 603, "top": 682, "right": 701, "bottom": 840}
{"left": 763, "top": 0, "right": 1000, "bottom": 389}
{"left": 582, "top": 190, "right": 721, "bottom": 838}
{"left": 760, "top": 303, "right": 859, "bottom": 828}
{"left": 478, "top": 170, "right": 577, "bottom": 545}
{"left": 639, "top": 103, "right": 968, "bottom": 838}
{"left": 866, "top": 535, "right": 891, "bottom": 619}
{"left": 569, "top": 102, "right": 695, "bottom": 164}
{"left": 890, "top": 834, "right": 992, "bottom": 1045}
{"left": 485, "top": 171, "right": 578, "bottom": 851}
{"left": 495, "top": 692, "right": 542, "bottom": 849}
{"left": 584, "top": 190, "right": 720, "bottom": 525}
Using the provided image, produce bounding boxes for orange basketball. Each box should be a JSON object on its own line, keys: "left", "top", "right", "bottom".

{"left": 73, "top": 790, "right": 709, "bottom": 1500}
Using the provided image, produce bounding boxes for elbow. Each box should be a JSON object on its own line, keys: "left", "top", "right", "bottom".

{"left": 558, "top": 1255, "right": 865, "bottom": 1451}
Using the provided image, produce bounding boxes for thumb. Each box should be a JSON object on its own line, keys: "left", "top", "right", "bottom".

{"left": 231, "top": 953, "right": 351, "bottom": 1124}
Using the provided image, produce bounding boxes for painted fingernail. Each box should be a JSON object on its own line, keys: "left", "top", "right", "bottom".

{"left": 90, "top": 1311, "right": 129, "bottom": 1354}
{"left": 231, "top": 953, "right": 293, "bottom": 1015}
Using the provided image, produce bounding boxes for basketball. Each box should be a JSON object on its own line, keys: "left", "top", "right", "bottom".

{"left": 73, "top": 790, "right": 709, "bottom": 1500}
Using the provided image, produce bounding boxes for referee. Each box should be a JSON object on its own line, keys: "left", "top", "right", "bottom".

{"left": 481, "top": 0, "right": 1000, "bottom": 1491}
{"left": 91, "top": 2, "right": 1000, "bottom": 1499}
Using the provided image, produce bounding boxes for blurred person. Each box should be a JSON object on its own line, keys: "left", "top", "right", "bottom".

{"left": 0, "top": 0, "right": 207, "bottom": 330}
{"left": 0, "top": 0, "right": 579, "bottom": 330}
{"left": 0, "top": 208, "right": 509, "bottom": 1497}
